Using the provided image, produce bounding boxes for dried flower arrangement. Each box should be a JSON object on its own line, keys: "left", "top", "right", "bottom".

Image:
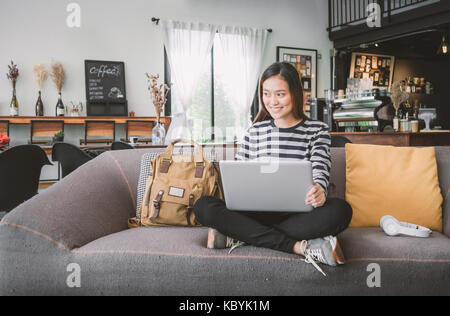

{"left": 6, "top": 60, "right": 19, "bottom": 90}
{"left": 51, "top": 62, "right": 65, "bottom": 93}
{"left": 390, "top": 80, "right": 409, "bottom": 112}
{"left": 33, "top": 64, "right": 47, "bottom": 90}
{"left": 146, "top": 73, "right": 170, "bottom": 121}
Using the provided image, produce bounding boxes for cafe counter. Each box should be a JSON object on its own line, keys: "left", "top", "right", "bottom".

{"left": 331, "top": 131, "right": 450, "bottom": 147}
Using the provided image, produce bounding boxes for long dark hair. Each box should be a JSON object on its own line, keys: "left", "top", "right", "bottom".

{"left": 254, "top": 62, "right": 306, "bottom": 123}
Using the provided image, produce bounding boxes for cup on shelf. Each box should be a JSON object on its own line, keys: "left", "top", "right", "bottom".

{"left": 411, "top": 120, "right": 419, "bottom": 133}
{"left": 130, "top": 137, "right": 138, "bottom": 145}
{"left": 399, "top": 119, "right": 411, "bottom": 132}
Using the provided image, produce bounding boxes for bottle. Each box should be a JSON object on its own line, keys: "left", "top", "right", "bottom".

{"left": 393, "top": 109, "right": 399, "bottom": 132}
{"left": 35, "top": 91, "right": 44, "bottom": 116}
{"left": 10, "top": 89, "right": 19, "bottom": 116}
{"left": 55, "top": 92, "right": 65, "bottom": 116}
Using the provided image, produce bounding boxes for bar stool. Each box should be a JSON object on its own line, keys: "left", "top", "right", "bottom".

{"left": 29, "top": 120, "right": 65, "bottom": 144}
{"left": 121, "top": 120, "right": 155, "bottom": 144}
{"left": 0, "top": 120, "right": 9, "bottom": 136}
{"left": 80, "top": 120, "right": 115, "bottom": 145}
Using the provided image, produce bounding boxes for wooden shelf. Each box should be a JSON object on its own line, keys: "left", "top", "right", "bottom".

{"left": 0, "top": 116, "right": 172, "bottom": 125}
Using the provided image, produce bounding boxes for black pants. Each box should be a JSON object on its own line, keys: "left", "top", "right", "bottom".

{"left": 194, "top": 196, "right": 353, "bottom": 254}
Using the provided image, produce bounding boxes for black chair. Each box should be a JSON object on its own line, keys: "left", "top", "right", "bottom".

{"left": 0, "top": 145, "right": 52, "bottom": 212}
{"left": 111, "top": 141, "right": 134, "bottom": 151}
{"left": 331, "top": 135, "right": 352, "bottom": 147}
{"left": 51, "top": 143, "right": 93, "bottom": 178}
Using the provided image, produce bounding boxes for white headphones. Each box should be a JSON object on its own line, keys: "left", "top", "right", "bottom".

{"left": 380, "top": 215, "right": 432, "bottom": 238}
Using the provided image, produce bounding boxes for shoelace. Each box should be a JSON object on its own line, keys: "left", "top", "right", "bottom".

{"left": 304, "top": 250, "right": 327, "bottom": 277}
{"left": 228, "top": 240, "right": 245, "bottom": 254}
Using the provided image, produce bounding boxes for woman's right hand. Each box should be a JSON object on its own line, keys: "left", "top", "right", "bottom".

{"left": 305, "top": 184, "right": 326, "bottom": 208}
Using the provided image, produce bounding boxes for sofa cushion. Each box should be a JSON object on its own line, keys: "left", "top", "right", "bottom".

{"left": 346, "top": 144, "right": 443, "bottom": 232}
{"left": 67, "top": 227, "right": 450, "bottom": 295}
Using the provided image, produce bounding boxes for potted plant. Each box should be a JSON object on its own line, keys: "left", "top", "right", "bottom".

{"left": 53, "top": 130, "right": 64, "bottom": 143}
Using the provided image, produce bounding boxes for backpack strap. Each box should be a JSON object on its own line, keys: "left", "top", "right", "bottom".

{"left": 185, "top": 194, "right": 195, "bottom": 227}
{"left": 151, "top": 190, "right": 164, "bottom": 220}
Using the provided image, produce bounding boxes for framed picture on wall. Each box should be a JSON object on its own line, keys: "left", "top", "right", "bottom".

{"left": 276, "top": 46, "right": 317, "bottom": 115}
{"left": 349, "top": 52, "right": 395, "bottom": 90}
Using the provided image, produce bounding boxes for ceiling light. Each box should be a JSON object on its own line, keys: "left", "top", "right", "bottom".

{"left": 437, "top": 33, "right": 448, "bottom": 55}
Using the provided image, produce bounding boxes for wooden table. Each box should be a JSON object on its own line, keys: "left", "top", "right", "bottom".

{"left": 331, "top": 131, "right": 450, "bottom": 146}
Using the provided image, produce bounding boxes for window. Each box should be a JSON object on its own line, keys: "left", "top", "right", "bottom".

{"left": 164, "top": 36, "right": 259, "bottom": 143}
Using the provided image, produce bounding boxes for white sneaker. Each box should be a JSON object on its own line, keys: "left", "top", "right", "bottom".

{"left": 207, "top": 228, "right": 245, "bottom": 254}
{"left": 303, "top": 236, "right": 345, "bottom": 276}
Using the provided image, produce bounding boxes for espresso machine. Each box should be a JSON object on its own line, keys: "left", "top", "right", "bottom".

{"left": 330, "top": 89, "right": 393, "bottom": 132}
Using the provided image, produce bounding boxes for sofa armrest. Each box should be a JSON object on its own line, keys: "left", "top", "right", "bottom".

{"left": 0, "top": 150, "right": 143, "bottom": 251}
{"left": 435, "top": 147, "right": 450, "bottom": 238}
{"left": 443, "top": 188, "right": 450, "bottom": 238}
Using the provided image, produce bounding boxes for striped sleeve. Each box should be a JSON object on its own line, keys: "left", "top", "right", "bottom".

{"left": 310, "top": 125, "right": 331, "bottom": 196}
{"left": 234, "top": 129, "right": 251, "bottom": 161}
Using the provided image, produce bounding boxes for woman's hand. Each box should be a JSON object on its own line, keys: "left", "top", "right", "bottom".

{"left": 305, "top": 184, "right": 326, "bottom": 208}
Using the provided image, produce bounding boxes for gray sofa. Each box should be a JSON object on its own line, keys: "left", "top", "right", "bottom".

{"left": 1, "top": 147, "right": 449, "bottom": 296}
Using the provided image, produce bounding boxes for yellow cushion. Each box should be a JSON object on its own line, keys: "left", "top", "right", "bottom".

{"left": 345, "top": 144, "right": 443, "bottom": 232}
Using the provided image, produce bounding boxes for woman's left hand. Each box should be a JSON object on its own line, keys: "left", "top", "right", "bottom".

{"left": 305, "top": 184, "right": 326, "bottom": 208}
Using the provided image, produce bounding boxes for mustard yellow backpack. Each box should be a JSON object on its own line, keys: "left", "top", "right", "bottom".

{"left": 128, "top": 139, "right": 223, "bottom": 227}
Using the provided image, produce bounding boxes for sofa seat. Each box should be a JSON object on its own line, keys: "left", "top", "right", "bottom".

{"left": 64, "top": 227, "right": 450, "bottom": 296}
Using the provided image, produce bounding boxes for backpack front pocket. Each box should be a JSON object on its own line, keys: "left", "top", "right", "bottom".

{"left": 145, "top": 177, "right": 204, "bottom": 226}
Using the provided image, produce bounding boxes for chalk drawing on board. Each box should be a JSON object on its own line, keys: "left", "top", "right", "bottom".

{"left": 108, "top": 87, "right": 124, "bottom": 99}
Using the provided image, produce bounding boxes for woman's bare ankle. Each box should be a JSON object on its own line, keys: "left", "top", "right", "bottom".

{"left": 293, "top": 240, "right": 307, "bottom": 256}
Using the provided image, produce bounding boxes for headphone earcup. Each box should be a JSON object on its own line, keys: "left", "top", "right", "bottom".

{"left": 380, "top": 215, "right": 395, "bottom": 228}
{"left": 381, "top": 216, "right": 401, "bottom": 236}
{"left": 384, "top": 220, "right": 399, "bottom": 236}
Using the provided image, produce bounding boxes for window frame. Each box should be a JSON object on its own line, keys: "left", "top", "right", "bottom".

{"left": 163, "top": 45, "right": 259, "bottom": 142}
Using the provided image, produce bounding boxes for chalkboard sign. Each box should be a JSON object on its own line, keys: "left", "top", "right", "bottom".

{"left": 84, "top": 60, "right": 128, "bottom": 116}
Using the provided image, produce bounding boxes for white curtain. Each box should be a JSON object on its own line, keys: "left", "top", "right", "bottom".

{"left": 161, "top": 20, "right": 217, "bottom": 142}
{"left": 215, "top": 26, "right": 268, "bottom": 134}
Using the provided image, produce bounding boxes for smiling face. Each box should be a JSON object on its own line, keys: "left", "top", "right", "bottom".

{"left": 262, "top": 75, "right": 296, "bottom": 124}
{"left": 254, "top": 62, "right": 305, "bottom": 125}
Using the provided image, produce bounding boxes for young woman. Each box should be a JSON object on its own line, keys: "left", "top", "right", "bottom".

{"left": 193, "top": 62, "right": 352, "bottom": 275}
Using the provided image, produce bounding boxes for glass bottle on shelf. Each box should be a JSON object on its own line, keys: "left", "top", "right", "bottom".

{"left": 55, "top": 92, "right": 65, "bottom": 116}
{"left": 152, "top": 119, "right": 166, "bottom": 145}
{"left": 393, "top": 109, "right": 399, "bottom": 132}
{"left": 35, "top": 91, "right": 44, "bottom": 116}
{"left": 10, "top": 89, "right": 19, "bottom": 116}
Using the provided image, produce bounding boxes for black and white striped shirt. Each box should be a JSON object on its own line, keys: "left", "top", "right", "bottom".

{"left": 235, "top": 119, "right": 331, "bottom": 195}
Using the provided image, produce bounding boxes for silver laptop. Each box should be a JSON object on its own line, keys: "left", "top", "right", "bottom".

{"left": 219, "top": 160, "right": 314, "bottom": 212}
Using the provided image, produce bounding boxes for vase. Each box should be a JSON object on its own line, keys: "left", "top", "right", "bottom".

{"left": 10, "top": 89, "right": 19, "bottom": 116}
{"left": 35, "top": 91, "right": 44, "bottom": 116}
{"left": 152, "top": 120, "right": 166, "bottom": 145}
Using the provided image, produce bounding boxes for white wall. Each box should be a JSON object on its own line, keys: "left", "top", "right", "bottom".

{"left": 0, "top": 0, "right": 332, "bottom": 119}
